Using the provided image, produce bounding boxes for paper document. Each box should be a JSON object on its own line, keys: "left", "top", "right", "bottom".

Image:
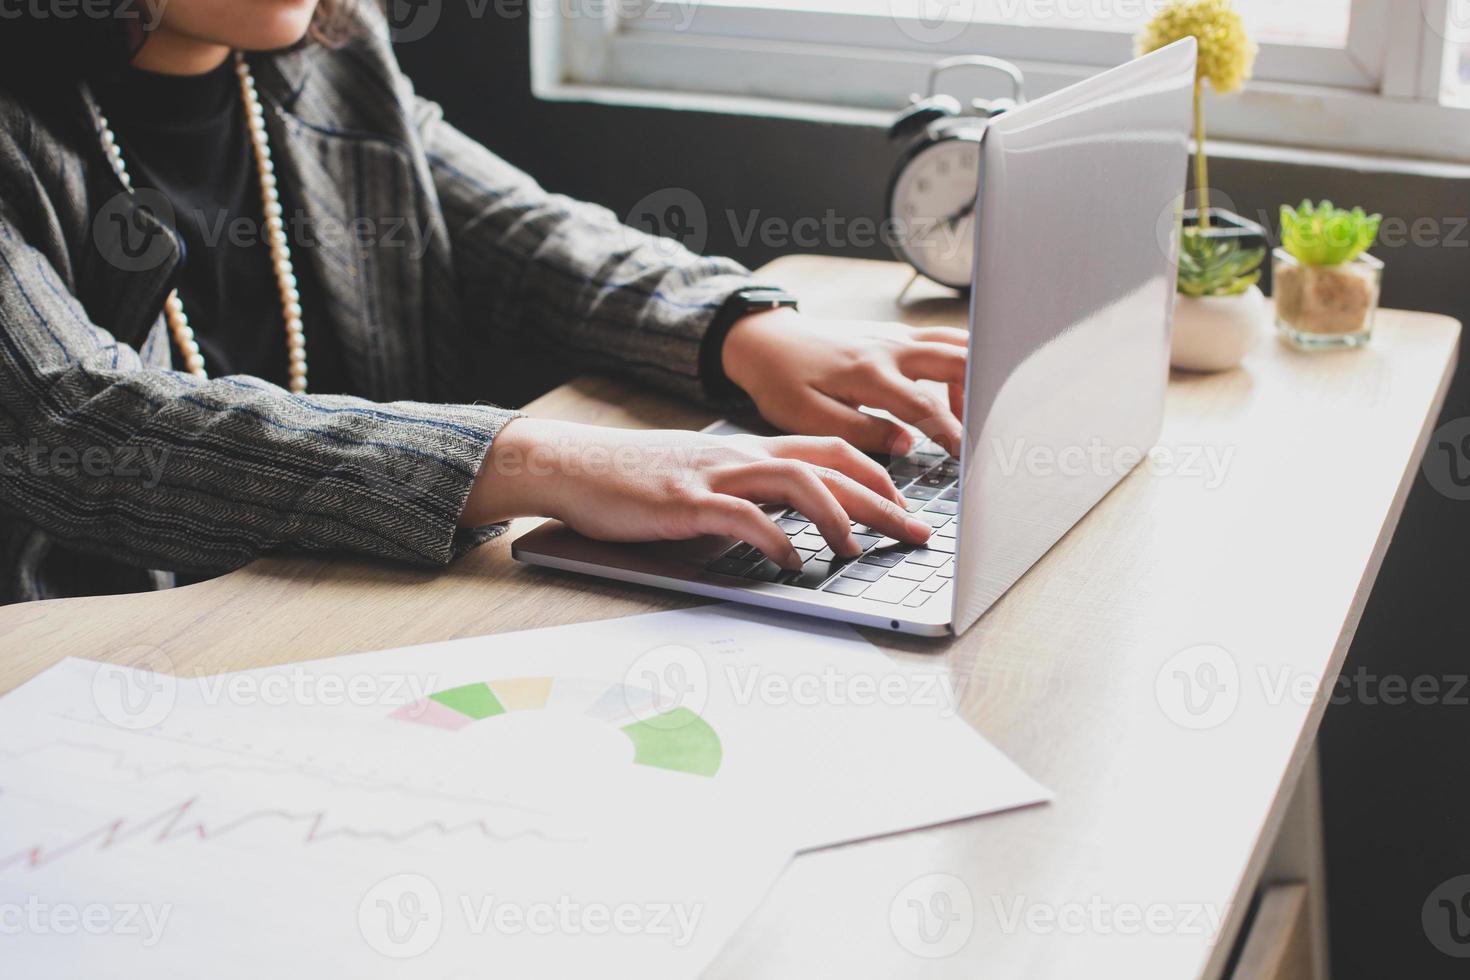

{"left": 0, "top": 605, "right": 1048, "bottom": 977}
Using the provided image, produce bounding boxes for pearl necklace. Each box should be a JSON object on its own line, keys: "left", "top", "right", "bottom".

{"left": 96, "top": 53, "right": 308, "bottom": 393}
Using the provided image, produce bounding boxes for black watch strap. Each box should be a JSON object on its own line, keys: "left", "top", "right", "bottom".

{"left": 698, "top": 287, "right": 800, "bottom": 403}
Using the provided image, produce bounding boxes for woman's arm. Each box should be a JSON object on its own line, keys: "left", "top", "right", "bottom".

{"left": 411, "top": 95, "right": 755, "bottom": 408}
{"left": 0, "top": 201, "right": 515, "bottom": 573}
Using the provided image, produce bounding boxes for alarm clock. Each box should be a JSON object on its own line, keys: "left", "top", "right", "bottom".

{"left": 887, "top": 56, "right": 1025, "bottom": 291}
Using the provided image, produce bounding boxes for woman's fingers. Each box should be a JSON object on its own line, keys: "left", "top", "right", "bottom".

{"left": 772, "top": 396, "right": 914, "bottom": 459}
{"left": 691, "top": 495, "right": 802, "bottom": 570}
{"left": 813, "top": 468, "right": 932, "bottom": 545}
{"left": 911, "top": 326, "right": 970, "bottom": 348}
{"left": 715, "top": 456, "right": 931, "bottom": 555}
{"left": 895, "top": 341, "right": 967, "bottom": 386}
{"left": 712, "top": 460, "right": 862, "bottom": 558}
{"left": 773, "top": 432, "right": 907, "bottom": 505}
{"left": 894, "top": 338, "right": 968, "bottom": 438}
{"left": 864, "top": 373, "right": 964, "bottom": 457}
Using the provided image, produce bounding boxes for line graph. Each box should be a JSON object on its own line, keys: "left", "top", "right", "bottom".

{"left": 0, "top": 795, "right": 579, "bottom": 873}
{"left": 0, "top": 722, "right": 586, "bottom": 876}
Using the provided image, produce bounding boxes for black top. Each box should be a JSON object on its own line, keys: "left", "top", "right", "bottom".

{"left": 96, "top": 60, "right": 346, "bottom": 393}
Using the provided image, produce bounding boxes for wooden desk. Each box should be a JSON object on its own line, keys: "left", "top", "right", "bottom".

{"left": 0, "top": 256, "right": 1458, "bottom": 979}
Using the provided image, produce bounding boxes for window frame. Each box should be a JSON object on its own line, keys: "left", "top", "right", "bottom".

{"left": 538, "top": 0, "right": 1470, "bottom": 162}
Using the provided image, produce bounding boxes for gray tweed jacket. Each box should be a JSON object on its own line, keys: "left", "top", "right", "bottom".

{"left": 0, "top": 9, "right": 758, "bottom": 604}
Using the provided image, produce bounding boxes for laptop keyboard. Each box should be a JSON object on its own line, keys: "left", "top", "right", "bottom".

{"left": 703, "top": 441, "right": 960, "bottom": 610}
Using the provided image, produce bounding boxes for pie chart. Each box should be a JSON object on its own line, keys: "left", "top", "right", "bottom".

{"left": 387, "top": 676, "right": 723, "bottom": 777}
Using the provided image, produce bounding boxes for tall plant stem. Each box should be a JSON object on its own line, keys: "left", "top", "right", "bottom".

{"left": 1194, "top": 80, "right": 1211, "bottom": 229}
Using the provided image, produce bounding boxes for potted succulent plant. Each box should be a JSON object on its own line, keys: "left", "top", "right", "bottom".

{"left": 1139, "top": 0, "right": 1265, "bottom": 371}
{"left": 1138, "top": 0, "right": 1259, "bottom": 240}
{"left": 1170, "top": 229, "right": 1267, "bottom": 372}
{"left": 1274, "top": 201, "right": 1384, "bottom": 350}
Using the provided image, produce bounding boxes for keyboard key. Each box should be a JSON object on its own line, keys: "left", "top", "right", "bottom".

{"left": 918, "top": 470, "right": 952, "bottom": 488}
{"left": 906, "top": 549, "right": 949, "bottom": 567}
{"left": 707, "top": 557, "right": 758, "bottom": 577}
{"left": 902, "top": 591, "right": 931, "bottom": 608}
{"left": 860, "top": 577, "right": 919, "bottom": 604}
{"left": 851, "top": 533, "right": 882, "bottom": 551}
{"left": 924, "top": 499, "right": 959, "bottom": 516}
{"left": 841, "top": 562, "right": 888, "bottom": 582}
{"left": 792, "top": 532, "right": 828, "bottom": 553}
{"left": 824, "top": 577, "right": 871, "bottom": 597}
{"left": 744, "top": 559, "right": 790, "bottom": 583}
{"left": 927, "top": 537, "right": 956, "bottom": 554}
{"left": 920, "top": 576, "right": 948, "bottom": 593}
{"left": 939, "top": 487, "right": 961, "bottom": 502}
{"left": 889, "top": 562, "right": 933, "bottom": 582}
{"left": 904, "top": 485, "right": 940, "bottom": 501}
{"left": 903, "top": 497, "right": 928, "bottom": 513}
{"left": 814, "top": 547, "right": 836, "bottom": 562}
{"left": 916, "top": 511, "right": 952, "bottom": 529}
{"left": 784, "top": 509, "right": 811, "bottom": 522}
{"left": 937, "top": 522, "right": 959, "bottom": 539}
{"left": 725, "top": 542, "right": 757, "bottom": 560}
{"left": 859, "top": 547, "right": 908, "bottom": 568}
{"left": 789, "top": 556, "right": 850, "bottom": 590}
{"left": 775, "top": 518, "right": 809, "bottom": 535}
{"left": 938, "top": 560, "right": 956, "bottom": 578}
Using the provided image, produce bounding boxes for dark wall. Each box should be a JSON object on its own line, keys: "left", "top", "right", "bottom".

{"left": 397, "top": 10, "right": 1470, "bottom": 977}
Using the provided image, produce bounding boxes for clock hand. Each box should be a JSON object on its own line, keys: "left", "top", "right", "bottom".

{"left": 942, "top": 199, "right": 976, "bottom": 231}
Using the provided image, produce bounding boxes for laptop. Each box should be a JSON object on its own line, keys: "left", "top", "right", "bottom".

{"left": 514, "top": 40, "right": 1197, "bottom": 637}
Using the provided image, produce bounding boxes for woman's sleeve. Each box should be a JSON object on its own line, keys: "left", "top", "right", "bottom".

{"left": 0, "top": 203, "right": 519, "bottom": 574}
{"left": 409, "top": 96, "right": 758, "bottom": 406}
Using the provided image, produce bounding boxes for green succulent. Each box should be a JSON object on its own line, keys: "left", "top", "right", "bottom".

{"left": 1280, "top": 200, "right": 1381, "bottom": 266}
{"left": 1177, "top": 228, "right": 1265, "bottom": 298}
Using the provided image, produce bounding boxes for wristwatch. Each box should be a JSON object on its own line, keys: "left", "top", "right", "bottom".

{"left": 700, "top": 287, "right": 801, "bottom": 402}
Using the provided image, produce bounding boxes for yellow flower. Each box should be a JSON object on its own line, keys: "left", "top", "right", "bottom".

{"left": 1138, "top": 0, "right": 1258, "bottom": 94}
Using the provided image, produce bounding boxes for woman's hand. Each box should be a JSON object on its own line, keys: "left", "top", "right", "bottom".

{"left": 721, "top": 309, "right": 968, "bottom": 457}
{"left": 461, "top": 418, "right": 933, "bottom": 570}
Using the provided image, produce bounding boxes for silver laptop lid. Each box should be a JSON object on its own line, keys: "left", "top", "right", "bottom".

{"left": 951, "top": 40, "right": 1197, "bottom": 634}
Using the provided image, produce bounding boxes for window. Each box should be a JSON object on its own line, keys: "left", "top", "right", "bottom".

{"left": 538, "top": 0, "right": 1470, "bottom": 162}
{"left": 1449, "top": 3, "right": 1470, "bottom": 104}
{"left": 697, "top": 0, "right": 1352, "bottom": 47}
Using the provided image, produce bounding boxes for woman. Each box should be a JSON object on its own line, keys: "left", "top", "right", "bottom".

{"left": 0, "top": 0, "right": 968, "bottom": 604}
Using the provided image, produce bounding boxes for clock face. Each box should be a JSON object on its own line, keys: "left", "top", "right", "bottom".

{"left": 889, "top": 137, "right": 980, "bottom": 289}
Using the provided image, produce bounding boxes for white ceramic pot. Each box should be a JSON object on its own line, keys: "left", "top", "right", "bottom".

{"left": 1170, "top": 285, "right": 1266, "bottom": 373}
